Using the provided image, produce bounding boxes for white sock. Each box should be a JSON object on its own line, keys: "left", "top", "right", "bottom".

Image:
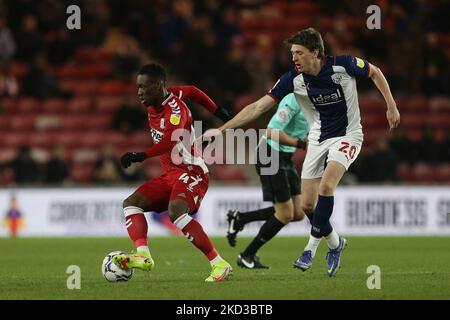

{"left": 137, "top": 246, "right": 150, "bottom": 255}
{"left": 210, "top": 255, "right": 222, "bottom": 266}
{"left": 325, "top": 230, "right": 340, "bottom": 249}
{"left": 304, "top": 235, "right": 321, "bottom": 257}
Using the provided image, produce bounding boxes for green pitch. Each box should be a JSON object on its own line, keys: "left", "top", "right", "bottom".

{"left": 1, "top": 236, "right": 449, "bottom": 299}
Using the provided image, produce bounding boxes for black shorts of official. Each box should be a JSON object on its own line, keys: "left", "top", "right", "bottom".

{"left": 255, "top": 143, "right": 301, "bottom": 203}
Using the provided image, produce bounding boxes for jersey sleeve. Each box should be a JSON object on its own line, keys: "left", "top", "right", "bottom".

{"left": 335, "top": 55, "right": 370, "bottom": 78}
{"left": 268, "top": 94, "right": 299, "bottom": 131}
{"left": 168, "top": 86, "right": 218, "bottom": 113}
{"left": 267, "top": 70, "right": 296, "bottom": 102}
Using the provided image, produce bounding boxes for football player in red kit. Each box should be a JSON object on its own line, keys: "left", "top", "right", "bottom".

{"left": 113, "top": 63, "right": 232, "bottom": 282}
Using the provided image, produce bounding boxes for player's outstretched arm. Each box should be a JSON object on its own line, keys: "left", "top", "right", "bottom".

{"left": 368, "top": 63, "right": 400, "bottom": 130}
{"left": 266, "top": 129, "right": 306, "bottom": 149}
{"left": 169, "top": 86, "right": 233, "bottom": 122}
{"left": 201, "top": 95, "right": 276, "bottom": 142}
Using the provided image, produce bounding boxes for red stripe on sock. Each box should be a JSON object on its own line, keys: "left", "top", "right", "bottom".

{"left": 126, "top": 214, "right": 148, "bottom": 248}
{"left": 181, "top": 219, "right": 218, "bottom": 261}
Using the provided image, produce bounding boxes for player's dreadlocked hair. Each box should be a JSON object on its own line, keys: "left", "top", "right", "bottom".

{"left": 138, "top": 63, "right": 167, "bottom": 81}
{"left": 286, "top": 27, "right": 325, "bottom": 59}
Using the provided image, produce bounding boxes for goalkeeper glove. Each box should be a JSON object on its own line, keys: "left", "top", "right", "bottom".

{"left": 120, "top": 152, "right": 148, "bottom": 168}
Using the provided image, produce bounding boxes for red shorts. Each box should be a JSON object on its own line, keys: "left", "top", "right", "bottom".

{"left": 136, "top": 170, "right": 209, "bottom": 214}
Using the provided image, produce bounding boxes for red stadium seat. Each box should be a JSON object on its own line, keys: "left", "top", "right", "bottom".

{"left": 16, "top": 98, "right": 41, "bottom": 113}
{"left": 67, "top": 97, "right": 93, "bottom": 113}
{"left": 42, "top": 99, "right": 66, "bottom": 113}
{"left": 411, "top": 163, "right": 436, "bottom": 183}
{"left": 0, "top": 147, "right": 16, "bottom": 162}
{"left": 10, "top": 63, "right": 28, "bottom": 78}
{"left": 28, "top": 131, "right": 58, "bottom": 148}
{"left": 403, "top": 96, "right": 429, "bottom": 112}
{"left": 359, "top": 95, "right": 384, "bottom": 112}
{"left": 76, "top": 132, "right": 104, "bottom": 148}
{"left": 0, "top": 117, "right": 11, "bottom": 131}
{"left": 427, "top": 113, "right": 450, "bottom": 129}
{"left": 401, "top": 114, "right": 426, "bottom": 129}
{"left": 1, "top": 132, "right": 32, "bottom": 147}
{"left": 83, "top": 115, "right": 113, "bottom": 130}
{"left": 130, "top": 131, "right": 151, "bottom": 146}
{"left": 71, "top": 163, "right": 95, "bottom": 183}
{"left": 75, "top": 48, "right": 112, "bottom": 62}
{"left": 56, "top": 65, "right": 81, "bottom": 79}
{"left": 1, "top": 98, "right": 17, "bottom": 114}
{"left": 58, "top": 115, "right": 88, "bottom": 130}
{"left": 79, "top": 63, "right": 112, "bottom": 78}
{"left": 97, "top": 81, "right": 130, "bottom": 95}
{"left": 96, "top": 96, "right": 125, "bottom": 112}
{"left": 10, "top": 115, "right": 37, "bottom": 131}
{"left": 71, "top": 148, "right": 99, "bottom": 164}
{"left": 68, "top": 81, "right": 99, "bottom": 96}
{"left": 54, "top": 132, "right": 83, "bottom": 147}
{"left": 397, "top": 163, "right": 413, "bottom": 182}
{"left": 430, "top": 97, "right": 450, "bottom": 111}
{"left": 435, "top": 164, "right": 450, "bottom": 183}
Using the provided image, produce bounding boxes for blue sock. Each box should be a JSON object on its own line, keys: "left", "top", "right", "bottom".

{"left": 311, "top": 195, "right": 334, "bottom": 238}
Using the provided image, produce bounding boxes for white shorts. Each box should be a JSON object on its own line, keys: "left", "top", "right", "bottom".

{"left": 301, "top": 134, "right": 363, "bottom": 179}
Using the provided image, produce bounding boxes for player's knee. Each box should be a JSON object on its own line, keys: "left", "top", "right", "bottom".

{"left": 123, "top": 196, "right": 135, "bottom": 208}
{"left": 275, "top": 203, "right": 294, "bottom": 224}
{"left": 292, "top": 209, "right": 305, "bottom": 222}
{"left": 319, "top": 181, "right": 336, "bottom": 196}
{"left": 168, "top": 200, "right": 189, "bottom": 222}
{"left": 123, "top": 193, "right": 149, "bottom": 210}
{"left": 301, "top": 201, "right": 315, "bottom": 214}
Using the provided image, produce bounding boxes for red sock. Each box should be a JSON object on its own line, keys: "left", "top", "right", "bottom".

{"left": 124, "top": 206, "right": 148, "bottom": 248}
{"left": 174, "top": 214, "right": 218, "bottom": 261}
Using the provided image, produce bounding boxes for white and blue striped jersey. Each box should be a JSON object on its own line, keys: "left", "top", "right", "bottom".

{"left": 268, "top": 55, "right": 370, "bottom": 145}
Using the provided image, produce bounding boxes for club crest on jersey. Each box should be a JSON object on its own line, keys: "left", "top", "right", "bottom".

{"left": 160, "top": 118, "right": 165, "bottom": 129}
{"left": 151, "top": 128, "right": 163, "bottom": 143}
{"left": 356, "top": 57, "right": 365, "bottom": 68}
{"left": 170, "top": 114, "right": 181, "bottom": 125}
{"left": 331, "top": 73, "right": 343, "bottom": 84}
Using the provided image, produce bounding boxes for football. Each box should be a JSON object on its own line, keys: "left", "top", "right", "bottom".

{"left": 102, "top": 251, "right": 134, "bottom": 282}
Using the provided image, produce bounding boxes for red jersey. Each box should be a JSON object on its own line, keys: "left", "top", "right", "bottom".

{"left": 145, "top": 92, "right": 208, "bottom": 174}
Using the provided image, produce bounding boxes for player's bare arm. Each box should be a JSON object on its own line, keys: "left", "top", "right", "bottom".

{"left": 201, "top": 95, "right": 276, "bottom": 142}
{"left": 266, "top": 128, "right": 306, "bottom": 149}
{"left": 368, "top": 62, "right": 401, "bottom": 129}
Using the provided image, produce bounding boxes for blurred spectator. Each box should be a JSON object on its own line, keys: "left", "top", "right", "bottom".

{"left": 417, "top": 125, "right": 440, "bottom": 164}
{"left": 359, "top": 138, "right": 398, "bottom": 183}
{"left": 441, "top": 132, "right": 450, "bottom": 163}
{"left": 22, "top": 55, "right": 73, "bottom": 99}
{"left": 0, "top": 62, "right": 19, "bottom": 97}
{"left": 93, "top": 145, "right": 123, "bottom": 184}
{"left": 122, "top": 165, "right": 146, "bottom": 183}
{"left": 215, "top": 6, "right": 241, "bottom": 49}
{"left": 46, "top": 28, "right": 76, "bottom": 65}
{"left": 422, "top": 63, "right": 448, "bottom": 97}
{"left": 158, "top": 0, "right": 193, "bottom": 55}
{"left": 3, "top": 195, "right": 26, "bottom": 238}
{"left": 9, "top": 145, "right": 39, "bottom": 185}
{"left": 421, "top": 33, "right": 449, "bottom": 96}
{"left": 111, "top": 95, "right": 147, "bottom": 134}
{"left": 0, "top": 14, "right": 16, "bottom": 62}
{"left": 388, "top": 128, "right": 418, "bottom": 164}
{"left": 14, "top": 14, "right": 43, "bottom": 63}
{"left": 218, "top": 37, "right": 252, "bottom": 105}
{"left": 114, "top": 41, "right": 141, "bottom": 82}
{"left": 44, "top": 145, "right": 70, "bottom": 185}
